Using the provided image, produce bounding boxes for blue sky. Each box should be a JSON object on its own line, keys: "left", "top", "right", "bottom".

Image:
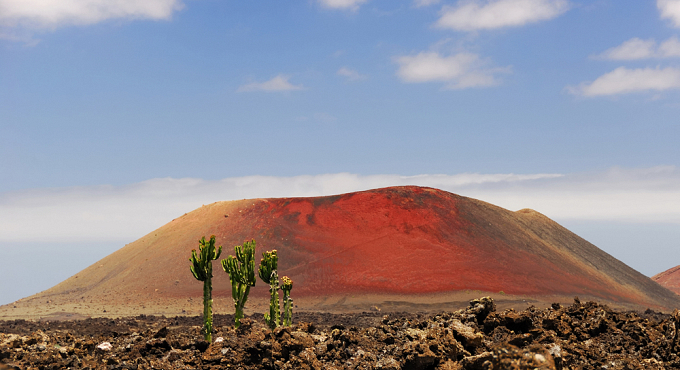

{"left": 1, "top": 0, "right": 680, "bottom": 305}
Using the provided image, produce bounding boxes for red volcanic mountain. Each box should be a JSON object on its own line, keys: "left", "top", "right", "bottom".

{"left": 653, "top": 266, "right": 680, "bottom": 296}
{"left": 8, "top": 186, "right": 680, "bottom": 317}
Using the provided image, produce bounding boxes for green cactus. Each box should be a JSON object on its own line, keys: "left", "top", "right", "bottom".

{"left": 258, "top": 250, "right": 280, "bottom": 329}
{"left": 281, "top": 276, "right": 294, "bottom": 327}
{"left": 189, "top": 235, "right": 222, "bottom": 342}
{"left": 221, "top": 240, "right": 257, "bottom": 329}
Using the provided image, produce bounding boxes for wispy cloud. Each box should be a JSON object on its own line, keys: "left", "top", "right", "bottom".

{"left": 593, "top": 37, "right": 680, "bottom": 60}
{"left": 658, "top": 0, "right": 680, "bottom": 27}
{"left": 435, "top": 0, "right": 569, "bottom": 31}
{"left": 317, "top": 0, "right": 368, "bottom": 11}
{"left": 237, "top": 75, "right": 304, "bottom": 92}
{"left": 568, "top": 67, "right": 680, "bottom": 96}
{"left": 395, "top": 51, "right": 511, "bottom": 89}
{"left": 0, "top": 30, "right": 39, "bottom": 46}
{"left": 0, "top": 0, "right": 184, "bottom": 29}
{"left": 414, "top": 0, "right": 441, "bottom": 8}
{"left": 3, "top": 167, "right": 680, "bottom": 243}
{"left": 295, "top": 112, "right": 338, "bottom": 123}
{"left": 337, "top": 67, "right": 368, "bottom": 81}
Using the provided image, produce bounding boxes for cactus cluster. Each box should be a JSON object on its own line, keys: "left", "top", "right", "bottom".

{"left": 257, "top": 250, "right": 295, "bottom": 329}
{"left": 189, "top": 235, "right": 222, "bottom": 342}
{"left": 189, "top": 237, "right": 294, "bottom": 338}
{"left": 222, "top": 240, "right": 257, "bottom": 329}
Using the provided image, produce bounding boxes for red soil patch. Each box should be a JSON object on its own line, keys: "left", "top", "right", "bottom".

{"left": 7, "top": 186, "right": 680, "bottom": 315}
{"left": 653, "top": 265, "right": 680, "bottom": 295}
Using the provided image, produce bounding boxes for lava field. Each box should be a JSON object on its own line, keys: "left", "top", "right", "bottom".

{"left": 1, "top": 297, "right": 679, "bottom": 370}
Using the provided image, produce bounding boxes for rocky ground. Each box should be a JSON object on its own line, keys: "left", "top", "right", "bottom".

{"left": 1, "top": 297, "right": 679, "bottom": 370}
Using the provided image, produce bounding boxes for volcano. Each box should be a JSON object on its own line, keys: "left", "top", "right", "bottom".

{"left": 4, "top": 186, "right": 679, "bottom": 318}
{"left": 653, "top": 265, "right": 680, "bottom": 296}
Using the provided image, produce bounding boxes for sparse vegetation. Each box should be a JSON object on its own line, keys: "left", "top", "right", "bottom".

{"left": 191, "top": 237, "right": 293, "bottom": 334}
{"left": 221, "top": 240, "right": 257, "bottom": 329}
{"left": 258, "top": 250, "right": 281, "bottom": 329}
{"left": 189, "top": 235, "right": 222, "bottom": 341}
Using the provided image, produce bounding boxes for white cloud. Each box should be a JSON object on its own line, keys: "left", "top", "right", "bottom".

{"left": 568, "top": 67, "right": 680, "bottom": 97}
{"left": 659, "top": 36, "right": 680, "bottom": 57}
{"left": 466, "top": 166, "right": 680, "bottom": 223}
{"left": 237, "top": 75, "right": 304, "bottom": 93}
{"left": 658, "top": 0, "right": 680, "bottom": 27}
{"left": 317, "top": 0, "right": 368, "bottom": 11}
{"left": 395, "top": 51, "right": 510, "bottom": 89}
{"left": 0, "top": 0, "right": 183, "bottom": 29}
{"left": 414, "top": 0, "right": 441, "bottom": 8}
{"left": 4, "top": 167, "right": 680, "bottom": 243}
{"left": 435, "top": 0, "right": 569, "bottom": 31}
{"left": 594, "top": 38, "right": 657, "bottom": 60}
{"left": 594, "top": 37, "right": 680, "bottom": 60}
{"left": 337, "top": 67, "right": 368, "bottom": 81}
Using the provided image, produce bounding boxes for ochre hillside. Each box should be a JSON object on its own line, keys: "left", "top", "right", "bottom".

{"left": 5, "top": 186, "right": 680, "bottom": 318}
{"left": 653, "top": 265, "right": 680, "bottom": 296}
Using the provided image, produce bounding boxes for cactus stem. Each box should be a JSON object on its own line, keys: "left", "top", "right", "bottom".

{"left": 189, "top": 235, "right": 222, "bottom": 342}
{"left": 222, "top": 240, "right": 257, "bottom": 329}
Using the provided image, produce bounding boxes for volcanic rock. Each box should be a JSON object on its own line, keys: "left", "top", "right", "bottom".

{"left": 2, "top": 297, "right": 680, "bottom": 369}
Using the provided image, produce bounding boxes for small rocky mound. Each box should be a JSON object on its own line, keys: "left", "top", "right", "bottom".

{"left": 653, "top": 265, "right": 680, "bottom": 296}
{"left": 1, "top": 297, "right": 680, "bottom": 370}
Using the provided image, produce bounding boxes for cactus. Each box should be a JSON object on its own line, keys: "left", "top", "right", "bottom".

{"left": 189, "top": 235, "right": 222, "bottom": 342}
{"left": 258, "top": 250, "right": 280, "bottom": 329}
{"left": 221, "top": 240, "right": 257, "bottom": 329}
{"left": 281, "top": 276, "right": 294, "bottom": 327}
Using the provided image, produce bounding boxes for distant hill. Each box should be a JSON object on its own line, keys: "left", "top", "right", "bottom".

{"left": 4, "top": 186, "right": 679, "bottom": 318}
{"left": 653, "top": 265, "right": 680, "bottom": 296}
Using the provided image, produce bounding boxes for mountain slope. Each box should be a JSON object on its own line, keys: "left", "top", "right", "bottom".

{"left": 653, "top": 265, "right": 680, "bottom": 296}
{"left": 7, "top": 186, "right": 680, "bottom": 317}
